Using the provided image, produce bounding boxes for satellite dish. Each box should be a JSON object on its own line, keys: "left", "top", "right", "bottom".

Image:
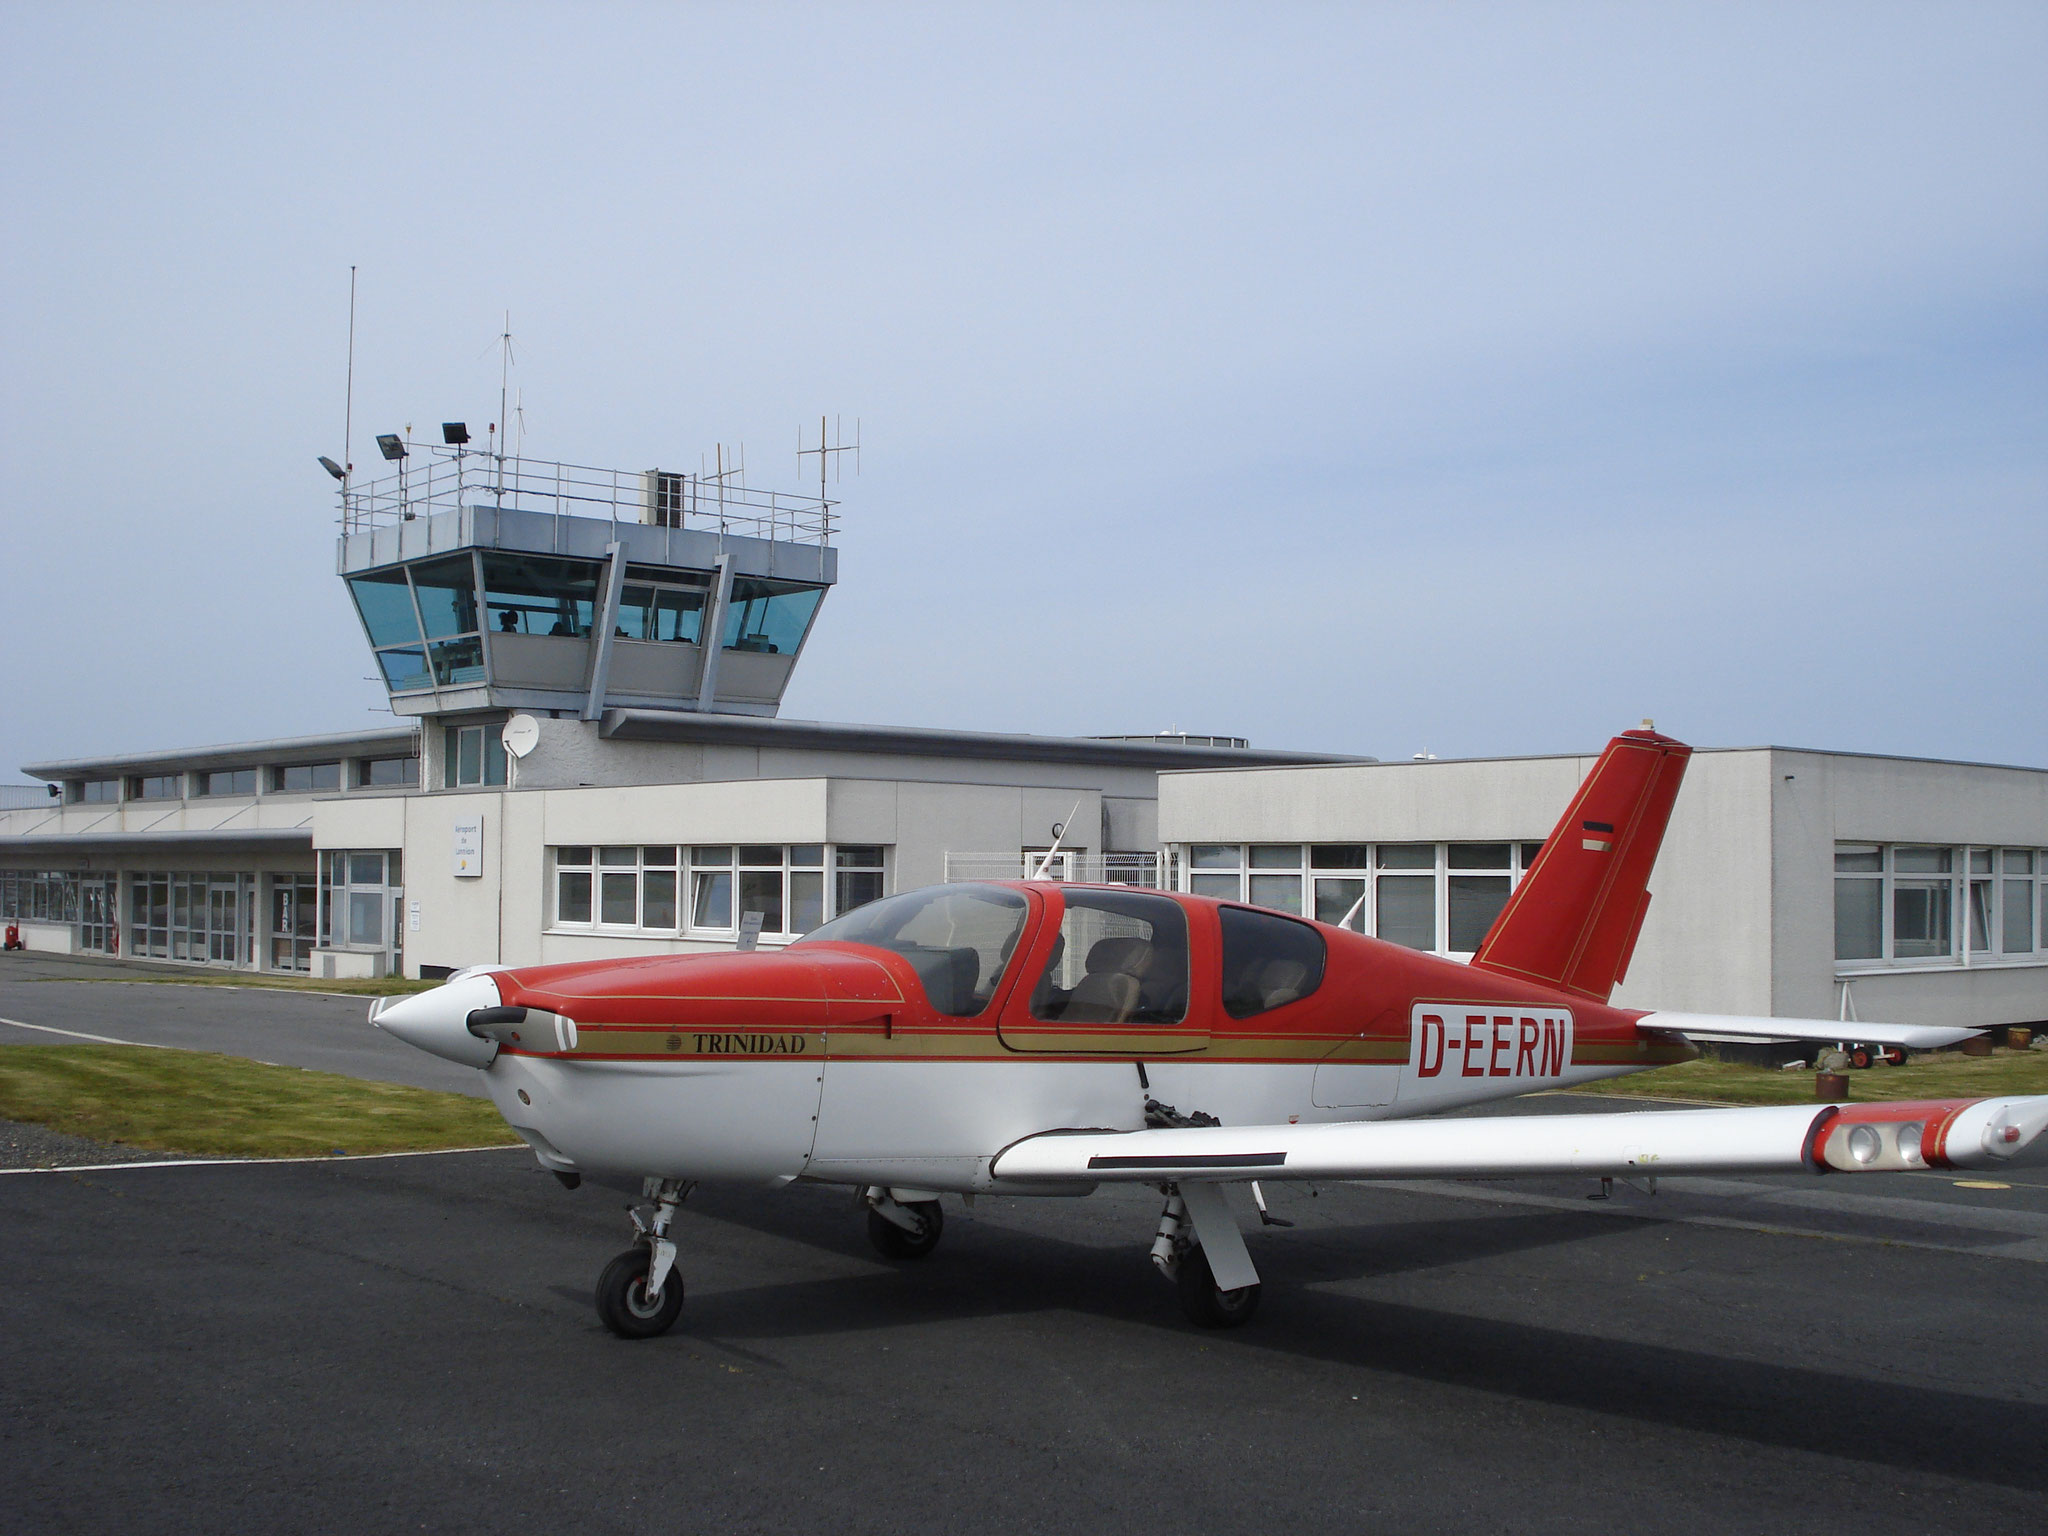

{"left": 502, "top": 715, "right": 541, "bottom": 759}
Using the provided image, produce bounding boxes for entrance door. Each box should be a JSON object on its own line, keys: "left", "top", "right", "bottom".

{"left": 76, "top": 879, "right": 117, "bottom": 955}
{"left": 208, "top": 879, "right": 246, "bottom": 965}
{"left": 270, "top": 877, "right": 317, "bottom": 972}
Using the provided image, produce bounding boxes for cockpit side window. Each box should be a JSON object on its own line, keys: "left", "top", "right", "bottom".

{"left": 1028, "top": 890, "right": 1190, "bottom": 1026}
{"left": 1218, "top": 905, "right": 1326, "bottom": 1019}
{"left": 793, "top": 883, "right": 1027, "bottom": 1018}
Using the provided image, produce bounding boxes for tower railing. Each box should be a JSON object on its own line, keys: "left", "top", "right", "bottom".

{"left": 338, "top": 447, "right": 837, "bottom": 545}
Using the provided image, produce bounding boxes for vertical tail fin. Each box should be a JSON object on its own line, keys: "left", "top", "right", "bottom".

{"left": 1468, "top": 729, "right": 1692, "bottom": 1003}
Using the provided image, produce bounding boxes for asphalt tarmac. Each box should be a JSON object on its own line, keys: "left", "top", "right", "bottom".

{"left": 4, "top": 953, "right": 2046, "bottom": 1532}
{"left": 0, "top": 951, "right": 482, "bottom": 1094}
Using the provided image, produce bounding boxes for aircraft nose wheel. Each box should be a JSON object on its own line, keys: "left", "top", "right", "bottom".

{"left": 865, "top": 1195, "right": 944, "bottom": 1259}
{"left": 596, "top": 1178, "right": 691, "bottom": 1338}
{"left": 596, "top": 1248, "right": 685, "bottom": 1338}
{"left": 1176, "top": 1245, "right": 1261, "bottom": 1329}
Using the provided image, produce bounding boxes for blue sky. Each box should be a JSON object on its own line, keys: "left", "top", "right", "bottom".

{"left": 2, "top": 2, "right": 2042, "bottom": 773}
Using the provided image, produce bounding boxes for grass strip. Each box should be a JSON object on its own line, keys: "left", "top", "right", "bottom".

{"left": 0, "top": 1044, "right": 519, "bottom": 1158}
{"left": 1576, "top": 1048, "right": 2048, "bottom": 1106}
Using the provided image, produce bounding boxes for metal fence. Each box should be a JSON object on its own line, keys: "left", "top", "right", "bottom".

{"left": 339, "top": 448, "right": 838, "bottom": 544}
{"left": 0, "top": 785, "right": 54, "bottom": 810}
{"left": 943, "top": 852, "right": 1163, "bottom": 888}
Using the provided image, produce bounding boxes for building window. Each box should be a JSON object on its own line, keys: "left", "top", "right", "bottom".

{"left": 481, "top": 553, "right": 601, "bottom": 638}
{"left": 195, "top": 768, "right": 257, "bottom": 797}
{"left": 1835, "top": 843, "right": 2048, "bottom": 967}
{"left": 358, "top": 756, "right": 419, "bottom": 788}
{"left": 618, "top": 567, "right": 710, "bottom": 643}
{"left": 444, "top": 724, "right": 508, "bottom": 789}
{"left": 126, "top": 872, "right": 254, "bottom": 965}
{"left": 2, "top": 870, "right": 80, "bottom": 923}
{"left": 322, "top": 850, "right": 401, "bottom": 953}
{"left": 835, "top": 845, "right": 886, "bottom": 917}
{"left": 409, "top": 554, "right": 487, "bottom": 686}
{"left": 552, "top": 843, "right": 884, "bottom": 938}
{"left": 555, "top": 847, "right": 594, "bottom": 924}
{"left": 1176, "top": 841, "right": 1542, "bottom": 958}
{"left": 131, "top": 774, "right": 181, "bottom": 800}
{"left": 722, "top": 578, "right": 824, "bottom": 654}
{"left": 272, "top": 763, "right": 342, "bottom": 794}
{"left": 71, "top": 779, "right": 119, "bottom": 804}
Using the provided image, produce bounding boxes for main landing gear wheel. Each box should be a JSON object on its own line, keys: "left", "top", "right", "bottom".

{"left": 1176, "top": 1244, "right": 1261, "bottom": 1329}
{"left": 596, "top": 1248, "right": 685, "bottom": 1339}
{"left": 867, "top": 1200, "right": 944, "bottom": 1260}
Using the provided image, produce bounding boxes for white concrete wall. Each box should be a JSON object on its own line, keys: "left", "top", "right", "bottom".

{"left": 1772, "top": 749, "right": 2048, "bottom": 1026}
{"left": 1160, "top": 755, "right": 1593, "bottom": 844}
{"left": 1612, "top": 751, "right": 1774, "bottom": 1017}
{"left": 12, "top": 919, "right": 76, "bottom": 955}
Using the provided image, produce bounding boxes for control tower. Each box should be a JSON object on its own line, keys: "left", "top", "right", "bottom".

{"left": 336, "top": 439, "right": 837, "bottom": 722}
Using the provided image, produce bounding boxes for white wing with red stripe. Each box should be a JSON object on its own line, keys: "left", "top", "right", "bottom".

{"left": 989, "top": 1097, "right": 2048, "bottom": 1185}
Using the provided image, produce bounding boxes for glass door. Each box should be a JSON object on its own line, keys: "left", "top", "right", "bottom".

{"left": 77, "top": 879, "right": 117, "bottom": 954}
{"left": 208, "top": 880, "right": 240, "bottom": 964}
{"left": 271, "top": 876, "right": 317, "bottom": 972}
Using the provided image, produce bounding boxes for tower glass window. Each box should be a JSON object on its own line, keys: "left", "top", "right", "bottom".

{"left": 482, "top": 554, "right": 602, "bottom": 638}
{"left": 722, "top": 579, "right": 823, "bottom": 654}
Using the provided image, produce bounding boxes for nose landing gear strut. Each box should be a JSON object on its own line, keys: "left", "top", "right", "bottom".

{"left": 595, "top": 1178, "right": 693, "bottom": 1338}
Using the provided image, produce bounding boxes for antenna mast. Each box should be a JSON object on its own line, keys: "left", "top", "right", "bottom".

{"left": 343, "top": 265, "right": 357, "bottom": 489}
{"left": 798, "top": 415, "right": 860, "bottom": 531}
{"left": 495, "top": 311, "right": 513, "bottom": 497}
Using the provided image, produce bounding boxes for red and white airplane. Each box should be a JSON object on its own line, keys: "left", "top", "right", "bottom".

{"left": 373, "top": 729, "right": 2048, "bottom": 1336}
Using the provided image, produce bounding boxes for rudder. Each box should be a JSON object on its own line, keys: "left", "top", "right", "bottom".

{"left": 1468, "top": 729, "right": 1691, "bottom": 1003}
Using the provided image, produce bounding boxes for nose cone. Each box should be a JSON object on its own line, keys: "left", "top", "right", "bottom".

{"left": 371, "top": 973, "right": 506, "bottom": 1069}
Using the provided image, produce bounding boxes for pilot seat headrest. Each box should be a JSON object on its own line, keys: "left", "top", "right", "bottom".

{"left": 1084, "top": 935, "right": 1152, "bottom": 977}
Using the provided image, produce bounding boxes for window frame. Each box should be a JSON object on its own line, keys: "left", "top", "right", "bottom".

{"left": 548, "top": 843, "right": 888, "bottom": 940}
{"left": 1176, "top": 841, "right": 1539, "bottom": 959}
{"left": 1834, "top": 842, "right": 2048, "bottom": 973}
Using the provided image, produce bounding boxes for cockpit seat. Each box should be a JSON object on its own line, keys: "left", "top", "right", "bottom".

{"left": 1257, "top": 957, "right": 1310, "bottom": 1011}
{"left": 1062, "top": 935, "right": 1153, "bottom": 1023}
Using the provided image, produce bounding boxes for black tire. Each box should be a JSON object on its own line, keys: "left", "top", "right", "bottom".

{"left": 595, "top": 1247, "right": 684, "bottom": 1339}
{"left": 1883, "top": 1047, "right": 1907, "bottom": 1067}
{"left": 1850, "top": 1047, "right": 1873, "bottom": 1070}
{"left": 867, "top": 1200, "right": 943, "bottom": 1260}
{"left": 1175, "top": 1244, "right": 1261, "bottom": 1329}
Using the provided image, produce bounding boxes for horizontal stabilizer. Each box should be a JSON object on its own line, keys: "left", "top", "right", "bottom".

{"left": 1635, "top": 1011, "right": 1977, "bottom": 1051}
{"left": 989, "top": 1096, "right": 2048, "bottom": 1185}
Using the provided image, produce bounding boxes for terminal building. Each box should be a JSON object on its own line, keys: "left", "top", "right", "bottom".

{"left": 3, "top": 436, "right": 2043, "bottom": 1033}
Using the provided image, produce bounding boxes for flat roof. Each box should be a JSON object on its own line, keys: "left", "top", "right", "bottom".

{"left": 23, "top": 726, "right": 419, "bottom": 782}
{"left": 600, "top": 709, "right": 1369, "bottom": 770}
{"left": 1156, "top": 744, "right": 2048, "bottom": 779}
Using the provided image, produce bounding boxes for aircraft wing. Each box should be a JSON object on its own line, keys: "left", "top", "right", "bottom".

{"left": 989, "top": 1096, "right": 2048, "bottom": 1185}
{"left": 1633, "top": 1011, "right": 1977, "bottom": 1050}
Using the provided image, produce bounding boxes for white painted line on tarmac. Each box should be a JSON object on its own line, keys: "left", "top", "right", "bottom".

{"left": 0, "top": 1144, "right": 524, "bottom": 1176}
{"left": 0, "top": 1014, "right": 171, "bottom": 1048}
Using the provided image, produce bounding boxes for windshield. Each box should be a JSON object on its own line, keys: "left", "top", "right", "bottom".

{"left": 794, "top": 884, "right": 1030, "bottom": 1018}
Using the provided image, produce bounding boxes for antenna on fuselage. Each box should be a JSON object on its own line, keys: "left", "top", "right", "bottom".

{"left": 1336, "top": 889, "right": 1367, "bottom": 932}
{"left": 1032, "top": 800, "right": 1086, "bottom": 881}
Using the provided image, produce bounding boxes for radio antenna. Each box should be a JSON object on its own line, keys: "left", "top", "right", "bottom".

{"left": 342, "top": 266, "right": 357, "bottom": 488}
{"left": 798, "top": 414, "right": 860, "bottom": 505}
{"left": 495, "top": 311, "right": 515, "bottom": 496}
